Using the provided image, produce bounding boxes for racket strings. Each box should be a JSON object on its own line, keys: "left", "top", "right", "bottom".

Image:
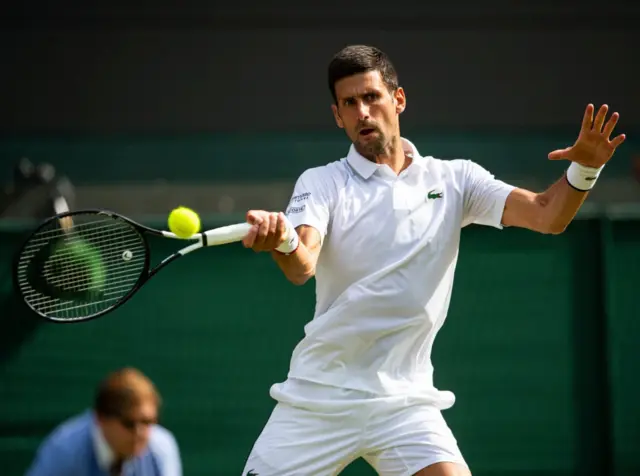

{"left": 32, "top": 239, "right": 144, "bottom": 290}
{"left": 21, "top": 264, "right": 143, "bottom": 306}
{"left": 16, "top": 213, "right": 148, "bottom": 321}
{"left": 20, "top": 218, "right": 127, "bottom": 240}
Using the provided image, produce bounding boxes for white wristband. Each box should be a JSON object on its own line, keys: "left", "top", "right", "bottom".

{"left": 566, "top": 162, "right": 603, "bottom": 192}
{"left": 275, "top": 216, "right": 299, "bottom": 255}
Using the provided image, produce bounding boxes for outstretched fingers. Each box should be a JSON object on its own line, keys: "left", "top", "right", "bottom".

{"left": 610, "top": 133, "right": 626, "bottom": 149}
{"left": 602, "top": 111, "right": 620, "bottom": 139}
{"left": 581, "top": 103, "right": 595, "bottom": 133}
{"left": 592, "top": 104, "right": 609, "bottom": 133}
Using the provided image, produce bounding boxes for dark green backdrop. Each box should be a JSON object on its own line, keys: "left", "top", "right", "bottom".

{"left": 0, "top": 131, "right": 636, "bottom": 185}
{"left": 0, "top": 219, "right": 637, "bottom": 476}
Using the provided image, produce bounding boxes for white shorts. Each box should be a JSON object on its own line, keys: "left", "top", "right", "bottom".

{"left": 242, "top": 379, "right": 467, "bottom": 476}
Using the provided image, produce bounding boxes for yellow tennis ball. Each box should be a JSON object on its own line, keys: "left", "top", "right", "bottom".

{"left": 168, "top": 206, "right": 201, "bottom": 238}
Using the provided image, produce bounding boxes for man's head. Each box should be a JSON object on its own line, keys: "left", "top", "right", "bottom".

{"left": 328, "top": 45, "right": 406, "bottom": 159}
{"left": 94, "top": 368, "right": 161, "bottom": 459}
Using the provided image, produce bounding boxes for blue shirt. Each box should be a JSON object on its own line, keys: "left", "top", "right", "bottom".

{"left": 25, "top": 411, "right": 182, "bottom": 476}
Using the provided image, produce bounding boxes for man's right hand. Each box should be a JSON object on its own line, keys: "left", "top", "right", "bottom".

{"left": 242, "top": 210, "right": 289, "bottom": 252}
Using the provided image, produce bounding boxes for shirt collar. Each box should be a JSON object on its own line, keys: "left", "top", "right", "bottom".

{"left": 91, "top": 412, "right": 116, "bottom": 470}
{"left": 346, "top": 137, "right": 427, "bottom": 179}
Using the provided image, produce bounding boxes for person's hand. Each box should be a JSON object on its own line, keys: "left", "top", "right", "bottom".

{"left": 548, "top": 104, "right": 626, "bottom": 168}
{"left": 242, "top": 210, "right": 289, "bottom": 252}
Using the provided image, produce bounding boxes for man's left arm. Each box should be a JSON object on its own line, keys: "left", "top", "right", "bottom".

{"left": 501, "top": 176, "right": 589, "bottom": 234}
{"left": 502, "top": 104, "right": 626, "bottom": 233}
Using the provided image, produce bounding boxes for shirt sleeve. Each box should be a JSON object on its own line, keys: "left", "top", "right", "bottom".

{"left": 460, "top": 160, "right": 516, "bottom": 229}
{"left": 152, "top": 427, "right": 183, "bottom": 476}
{"left": 159, "top": 433, "right": 182, "bottom": 476}
{"left": 285, "top": 167, "right": 333, "bottom": 240}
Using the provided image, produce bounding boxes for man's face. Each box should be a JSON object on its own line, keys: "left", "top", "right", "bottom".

{"left": 331, "top": 70, "right": 406, "bottom": 159}
{"left": 98, "top": 399, "right": 158, "bottom": 459}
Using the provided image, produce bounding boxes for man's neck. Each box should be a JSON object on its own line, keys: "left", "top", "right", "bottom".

{"left": 91, "top": 417, "right": 128, "bottom": 470}
{"left": 370, "top": 136, "right": 411, "bottom": 174}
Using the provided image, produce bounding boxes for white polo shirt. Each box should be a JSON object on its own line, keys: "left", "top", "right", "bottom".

{"left": 275, "top": 138, "right": 515, "bottom": 409}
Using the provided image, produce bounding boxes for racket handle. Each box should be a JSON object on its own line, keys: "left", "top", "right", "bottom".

{"left": 204, "top": 222, "right": 252, "bottom": 246}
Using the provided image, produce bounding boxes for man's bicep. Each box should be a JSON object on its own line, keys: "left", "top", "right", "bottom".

{"left": 286, "top": 168, "right": 332, "bottom": 239}
{"left": 461, "top": 160, "right": 515, "bottom": 228}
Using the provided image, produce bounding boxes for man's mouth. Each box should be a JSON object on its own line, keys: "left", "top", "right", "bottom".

{"left": 359, "top": 128, "right": 376, "bottom": 136}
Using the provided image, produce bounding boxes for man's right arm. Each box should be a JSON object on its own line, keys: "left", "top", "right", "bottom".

{"left": 271, "top": 225, "right": 322, "bottom": 285}
{"left": 242, "top": 212, "right": 323, "bottom": 286}
{"left": 243, "top": 167, "right": 332, "bottom": 285}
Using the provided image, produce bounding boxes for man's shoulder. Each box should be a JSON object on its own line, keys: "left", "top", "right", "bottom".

{"left": 298, "top": 158, "right": 349, "bottom": 181}
{"left": 424, "top": 156, "right": 474, "bottom": 172}
{"left": 293, "top": 159, "right": 349, "bottom": 197}
{"left": 33, "top": 411, "right": 92, "bottom": 465}
{"left": 423, "top": 156, "right": 487, "bottom": 183}
{"left": 46, "top": 411, "right": 93, "bottom": 443}
{"left": 149, "top": 424, "right": 179, "bottom": 452}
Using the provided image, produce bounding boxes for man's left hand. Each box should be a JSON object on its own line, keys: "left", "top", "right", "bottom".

{"left": 548, "top": 104, "right": 626, "bottom": 168}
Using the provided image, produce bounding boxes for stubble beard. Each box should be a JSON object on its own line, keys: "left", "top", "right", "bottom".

{"left": 355, "top": 133, "right": 390, "bottom": 161}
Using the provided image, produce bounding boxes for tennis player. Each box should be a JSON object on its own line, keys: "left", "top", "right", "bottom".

{"left": 240, "top": 45, "right": 626, "bottom": 476}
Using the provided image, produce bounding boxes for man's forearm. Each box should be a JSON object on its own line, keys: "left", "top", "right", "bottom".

{"left": 272, "top": 244, "right": 317, "bottom": 285}
{"left": 536, "top": 174, "right": 590, "bottom": 234}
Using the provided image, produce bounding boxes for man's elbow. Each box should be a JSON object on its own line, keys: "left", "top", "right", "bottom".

{"left": 535, "top": 217, "right": 568, "bottom": 235}
{"left": 531, "top": 197, "right": 569, "bottom": 235}
{"left": 287, "top": 270, "right": 315, "bottom": 286}
{"left": 547, "top": 222, "right": 568, "bottom": 235}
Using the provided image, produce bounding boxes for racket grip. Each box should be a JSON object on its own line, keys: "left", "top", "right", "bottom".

{"left": 204, "top": 222, "right": 252, "bottom": 245}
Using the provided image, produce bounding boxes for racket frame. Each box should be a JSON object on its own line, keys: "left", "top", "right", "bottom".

{"left": 12, "top": 209, "right": 250, "bottom": 323}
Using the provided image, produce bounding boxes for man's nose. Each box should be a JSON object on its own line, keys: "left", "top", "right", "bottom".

{"left": 135, "top": 422, "right": 151, "bottom": 438}
{"left": 356, "top": 101, "right": 370, "bottom": 121}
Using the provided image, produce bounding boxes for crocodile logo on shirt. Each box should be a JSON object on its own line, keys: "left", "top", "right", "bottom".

{"left": 427, "top": 189, "right": 443, "bottom": 200}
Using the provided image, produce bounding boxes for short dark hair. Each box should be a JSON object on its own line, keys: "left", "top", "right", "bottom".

{"left": 328, "top": 45, "right": 399, "bottom": 103}
{"left": 94, "top": 367, "right": 161, "bottom": 418}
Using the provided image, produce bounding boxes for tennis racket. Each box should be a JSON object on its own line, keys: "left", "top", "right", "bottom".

{"left": 13, "top": 209, "right": 251, "bottom": 323}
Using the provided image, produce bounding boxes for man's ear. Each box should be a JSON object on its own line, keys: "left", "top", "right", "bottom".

{"left": 331, "top": 104, "right": 344, "bottom": 128}
{"left": 394, "top": 87, "right": 406, "bottom": 115}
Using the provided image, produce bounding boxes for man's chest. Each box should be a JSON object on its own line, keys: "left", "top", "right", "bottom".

{"left": 325, "top": 176, "right": 462, "bottom": 277}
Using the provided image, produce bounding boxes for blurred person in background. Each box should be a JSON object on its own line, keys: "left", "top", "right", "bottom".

{"left": 0, "top": 159, "right": 76, "bottom": 367}
{"left": 25, "top": 367, "right": 182, "bottom": 476}
{"left": 240, "top": 45, "right": 626, "bottom": 476}
{"left": 0, "top": 158, "right": 75, "bottom": 220}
